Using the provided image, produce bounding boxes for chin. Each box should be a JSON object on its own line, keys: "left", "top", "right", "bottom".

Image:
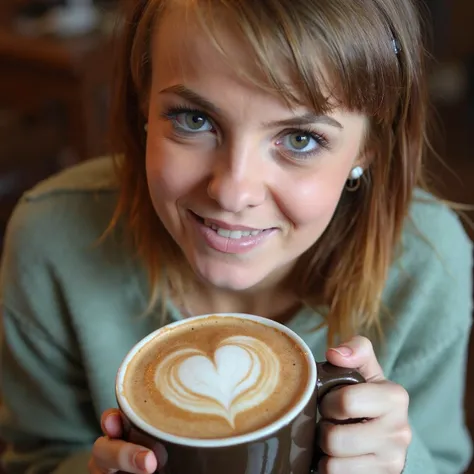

{"left": 190, "top": 258, "right": 271, "bottom": 292}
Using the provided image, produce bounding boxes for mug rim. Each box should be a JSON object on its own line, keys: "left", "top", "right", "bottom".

{"left": 115, "top": 312, "right": 317, "bottom": 448}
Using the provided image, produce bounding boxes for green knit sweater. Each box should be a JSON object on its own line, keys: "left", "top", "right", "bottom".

{"left": 0, "top": 157, "right": 472, "bottom": 473}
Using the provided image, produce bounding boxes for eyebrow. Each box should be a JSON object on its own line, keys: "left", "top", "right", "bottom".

{"left": 266, "top": 113, "right": 343, "bottom": 130}
{"left": 159, "top": 84, "right": 343, "bottom": 130}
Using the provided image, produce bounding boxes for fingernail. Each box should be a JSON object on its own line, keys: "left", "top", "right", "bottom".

{"left": 103, "top": 414, "right": 116, "bottom": 433}
{"left": 331, "top": 345, "right": 353, "bottom": 357}
{"left": 135, "top": 451, "right": 151, "bottom": 471}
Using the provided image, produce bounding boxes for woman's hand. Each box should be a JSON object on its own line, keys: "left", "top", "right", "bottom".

{"left": 318, "top": 336, "right": 412, "bottom": 474}
{"left": 88, "top": 409, "right": 160, "bottom": 474}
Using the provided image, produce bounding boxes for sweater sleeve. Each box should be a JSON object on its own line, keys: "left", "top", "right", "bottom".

{"left": 1, "top": 308, "right": 96, "bottom": 474}
{"left": 0, "top": 199, "right": 99, "bottom": 474}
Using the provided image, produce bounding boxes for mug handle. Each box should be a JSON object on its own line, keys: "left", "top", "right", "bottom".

{"left": 310, "top": 361, "right": 366, "bottom": 473}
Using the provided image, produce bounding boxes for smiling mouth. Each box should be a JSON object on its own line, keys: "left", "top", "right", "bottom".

{"left": 190, "top": 212, "right": 275, "bottom": 240}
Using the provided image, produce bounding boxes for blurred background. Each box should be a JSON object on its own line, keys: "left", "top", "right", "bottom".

{"left": 0, "top": 0, "right": 473, "bottom": 472}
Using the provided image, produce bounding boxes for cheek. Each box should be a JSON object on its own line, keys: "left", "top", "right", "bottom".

{"left": 277, "top": 170, "right": 348, "bottom": 228}
{"left": 145, "top": 137, "right": 208, "bottom": 202}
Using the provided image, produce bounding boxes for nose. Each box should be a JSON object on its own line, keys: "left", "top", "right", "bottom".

{"left": 207, "top": 144, "right": 267, "bottom": 213}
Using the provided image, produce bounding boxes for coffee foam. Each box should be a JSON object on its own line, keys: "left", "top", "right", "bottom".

{"left": 124, "top": 316, "right": 309, "bottom": 439}
{"left": 156, "top": 335, "right": 280, "bottom": 427}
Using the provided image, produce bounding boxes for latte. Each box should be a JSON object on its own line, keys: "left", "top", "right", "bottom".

{"left": 123, "top": 315, "right": 310, "bottom": 439}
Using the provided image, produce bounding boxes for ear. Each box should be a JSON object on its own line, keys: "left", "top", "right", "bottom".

{"left": 353, "top": 146, "right": 375, "bottom": 173}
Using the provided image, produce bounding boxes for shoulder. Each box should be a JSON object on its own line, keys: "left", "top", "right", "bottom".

{"left": 389, "top": 188, "right": 472, "bottom": 315}
{"left": 0, "top": 156, "right": 143, "bottom": 327}
{"left": 380, "top": 189, "right": 473, "bottom": 368}
{"left": 400, "top": 189, "right": 472, "bottom": 284}
{"left": 4, "top": 156, "right": 119, "bottom": 255}
{"left": 0, "top": 156, "right": 151, "bottom": 345}
{"left": 23, "top": 155, "right": 118, "bottom": 200}
{"left": 1, "top": 157, "right": 122, "bottom": 296}
{"left": 405, "top": 189, "right": 471, "bottom": 258}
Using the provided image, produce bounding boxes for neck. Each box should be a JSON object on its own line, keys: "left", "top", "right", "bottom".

{"left": 179, "top": 276, "right": 300, "bottom": 324}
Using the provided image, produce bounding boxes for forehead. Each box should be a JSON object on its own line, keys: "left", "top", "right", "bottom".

{"left": 150, "top": 5, "right": 331, "bottom": 110}
{"left": 151, "top": 8, "right": 269, "bottom": 84}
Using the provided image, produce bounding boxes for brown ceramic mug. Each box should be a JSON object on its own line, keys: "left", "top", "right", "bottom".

{"left": 115, "top": 313, "right": 365, "bottom": 474}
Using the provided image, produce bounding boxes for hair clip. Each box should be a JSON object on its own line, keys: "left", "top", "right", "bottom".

{"left": 392, "top": 37, "right": 401, "bottom": 55}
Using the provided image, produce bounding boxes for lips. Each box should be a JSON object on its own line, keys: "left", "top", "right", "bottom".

{"left": 203, "top": 220, "right": 264, "bottom": 240}
{"left": 191, "top": 211, "right": 274, "bottom": 234}
{"left": 189, "top": 211, "right": 278, "bottom": 254}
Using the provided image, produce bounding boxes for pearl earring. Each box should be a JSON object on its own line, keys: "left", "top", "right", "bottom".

{"left": 346, "top": 166, "right": 364, "bottom": 192}
{"left": 350, "top": 166, "right": 364, "bottom": 180}
{"left": 144, "top": 123, "right": 148, "bottom": 132}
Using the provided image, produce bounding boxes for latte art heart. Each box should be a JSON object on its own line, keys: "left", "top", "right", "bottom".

{"left": 155, "top": 336, "right": 280, "bottom": 427}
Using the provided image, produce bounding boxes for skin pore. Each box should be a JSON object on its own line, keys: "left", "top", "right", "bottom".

{"left": 145, "top": 7, "right": 369, "bottom": 321}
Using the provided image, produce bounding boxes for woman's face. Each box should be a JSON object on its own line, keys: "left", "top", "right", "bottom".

{"left": 145, "top": 8, "right": 368, "bottom": 292}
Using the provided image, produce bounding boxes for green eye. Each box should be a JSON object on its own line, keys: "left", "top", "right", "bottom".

{"left": 288, "top": 133, "right": 312, "bottom": 150}
{"left": 174, "top": 112, "right": 212, "bottom": 132}
{"left": 184, "top": 113, "right": 208, "bottom": 130}
{"left": 276, "top": 129, "right": 326, "bottom": 161}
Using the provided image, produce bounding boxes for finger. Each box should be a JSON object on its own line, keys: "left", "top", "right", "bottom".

{"left": 318, "top": 420, "right": 381, "bottom": 457}
{"left": 319, "top": 450, "right": 407, "bottom": 474}
{"left": 318, "top": 453, "right": 380, "bottom": 474}
{"left": 318, "top": 418, "right": 411, "bottom": 461}
{"left": 92, "top": 437, "right": 158, "bottom": 474}
{"left": 326, "top": 336, "right": 385, "bottom": 382}
{"left": 101, "top": 409, "right": 123, "bottom": 439}
{"left": 319, "top": 382, "right": 409, "bottom": 420}
{"left": 87, "top": 457, "right": 104, "bottom": 474}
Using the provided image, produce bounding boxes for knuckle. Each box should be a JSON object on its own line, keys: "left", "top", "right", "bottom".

{"left": 354, "top": 335, "right": 373, "bottom": 353}
{"left": 398, "top": 425, "right": 413, "bottom": 447}
{"left": 361, "top": 336, "right": 374, "bottom": 351}
{"left": 392, "top": 385, "right": 410, "bottom": 410}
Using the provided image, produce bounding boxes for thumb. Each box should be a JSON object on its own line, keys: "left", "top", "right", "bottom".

{"left": 326, "top": 336, "right": 385, "bottom": 382}
{"left": 101, "top": 409, "right": 124, "bottom": 439}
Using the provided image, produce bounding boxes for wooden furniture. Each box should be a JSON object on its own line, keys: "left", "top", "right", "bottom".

{"left": 0, "top": 24, "right": 114, "bottom": 164}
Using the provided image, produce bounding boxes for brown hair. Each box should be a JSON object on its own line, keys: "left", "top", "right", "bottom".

{"left": 108, "top": 0, "right": 429, "bottom": 344}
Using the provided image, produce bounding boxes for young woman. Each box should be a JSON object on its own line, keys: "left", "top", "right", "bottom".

{"left": 0, "top": 0, "right": 472, "bottom": 473}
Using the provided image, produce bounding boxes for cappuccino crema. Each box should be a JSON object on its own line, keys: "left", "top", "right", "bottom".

{"left": 123, "top": 315, "right": 310, "bottom": 439}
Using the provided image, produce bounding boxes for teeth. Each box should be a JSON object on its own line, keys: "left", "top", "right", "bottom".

{"left": 217, "top": 229, "right": 247, "bottom": 239}
{"left": 203, "top": 219, "right": 263, "bottom": 239}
